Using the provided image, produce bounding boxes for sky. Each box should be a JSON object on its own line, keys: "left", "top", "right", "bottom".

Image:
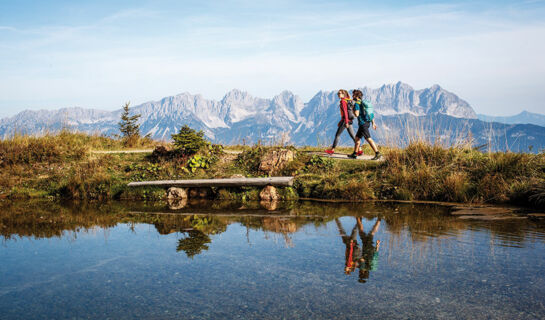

{"left": 1, "top": 0, "right": 544, "bottom": 118}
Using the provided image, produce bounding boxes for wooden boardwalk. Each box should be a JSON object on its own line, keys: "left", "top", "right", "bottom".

{"left": 127, "top": 176, "right": 294, "bottom": 188}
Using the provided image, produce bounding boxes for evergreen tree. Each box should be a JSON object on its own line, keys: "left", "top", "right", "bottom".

{"left": 171, "top": 125, "right": 209, "bottom": 155}
{"left": 118, "top": 102, "right": 141, "bottom": 146}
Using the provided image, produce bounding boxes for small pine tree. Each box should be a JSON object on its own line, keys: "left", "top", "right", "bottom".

{"left": 171, "top": 125, "right": 209, "bottom": 155}
{"left": 118, "top": 102, "right": 141, "bottom": 146}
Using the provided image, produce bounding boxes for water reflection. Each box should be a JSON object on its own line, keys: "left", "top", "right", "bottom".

{"left": 1, "top": 200, "right": 544, "bottom": 251}
{"left": 336, "top": 217, "right": 382, "bottom": 283}
{"left": 1, "top": 200, "right": 545, "bottom": 319}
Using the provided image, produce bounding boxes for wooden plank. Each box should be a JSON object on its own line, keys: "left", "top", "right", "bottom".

{"left": 128, "top": 211, "right": 324, "bottom": 218}
{"left": 127, "top": 176, "right": 294, "bottom": 187}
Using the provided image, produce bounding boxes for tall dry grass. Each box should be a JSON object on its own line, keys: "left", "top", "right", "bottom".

{"left": 0, "top": 130, "right": 90, "bottom": 166}
{"left": 381, "top": 140, "right": 545, "bottom": 205}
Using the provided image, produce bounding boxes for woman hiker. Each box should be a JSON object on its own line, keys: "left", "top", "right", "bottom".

{"left": 348, "top": 89, "right": 381, "bottom": 160}
{"left": 325, "top": 89, "right": 356, "bottom": 155}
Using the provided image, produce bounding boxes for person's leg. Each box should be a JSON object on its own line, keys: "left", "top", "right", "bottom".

{"left": 366, "top": 138, "right": 379, "bottom": 153}
{"left": 361, "top": 122, "right": 380, "bottom": 158}
{"left": 335, "top": 218, "right": 347, "bottom": 236}
{"left": 356, "top": 217, "right": 364, "bottom": 232}
{"left": 350, "top": 225, "right": 358, "bottom": 242}
{"left": 370, "top": 219, "right": 381, "bottom": 236}
{"left": 350, "top": 126, "right": 364, "bottom": 158}
{"left": 347, "top": 124, "right": 356, "bottom": 143}
{"left": 353, "top": 137, "right": 361, "bottom": 154}
{"left": 331, "top": 121, "right": 345, "bottom": 150}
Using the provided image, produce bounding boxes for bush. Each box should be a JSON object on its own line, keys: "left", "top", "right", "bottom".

{"left": 171, "top": 125, "right": 210, "bottom": 156}
{"left": 235, "top": 146, "right": 267, "bottom": 175}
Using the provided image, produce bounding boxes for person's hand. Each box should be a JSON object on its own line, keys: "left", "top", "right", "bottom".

{"left": 372, "top": 123, "right": 377, "bottom": 130}
{"left": 345, "top": 123, "right": 349, "bottom": 128}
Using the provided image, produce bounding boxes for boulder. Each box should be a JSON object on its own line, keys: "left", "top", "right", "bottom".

{"left": 259, "top": 149, "right": 295, "bottom": 174}
{"left": 260, "top": 200, "right": 279, "bottom": 211}
{"left": 260, "top": 185, "right": 280, "bottom": 201}
{"left": 167, "top": 198, "right": 188, "bottom": 210}
{"left": 167, "top": 187, "right": 188, "bottom": 199}
{"left": 189, "top": 188, "right": 212, "bottom": 199}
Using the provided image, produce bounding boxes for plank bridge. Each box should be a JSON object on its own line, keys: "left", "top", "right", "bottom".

{"left": 127, "top": 176, "right": 294, "bottom": 188}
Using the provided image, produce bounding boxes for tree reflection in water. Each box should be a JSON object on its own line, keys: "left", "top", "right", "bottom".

{"left": 176, "top": 230, "right": 211, "bottom": 258}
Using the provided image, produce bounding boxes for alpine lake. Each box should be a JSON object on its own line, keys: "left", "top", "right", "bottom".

{"left": 1, "top": 199, "right": 544, "bottom": 319}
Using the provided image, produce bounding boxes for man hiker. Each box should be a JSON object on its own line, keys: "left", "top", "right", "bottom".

{"left": 348, "top": 89, "right": 381, "bottom": 160}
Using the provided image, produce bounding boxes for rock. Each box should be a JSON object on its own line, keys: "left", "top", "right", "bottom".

{"left": 167, "top": 187, "right": 188, "bottom": 199}
{"left": 260, "top": 185, "right": 280, "bottom": 201}
{"left": 167, "top": 198, "right": 188, "bottom": 210}
{"left": 258, "top": 149, "right": 295, "bottom": 174}
{"left": 230, "top": 174, "right": 245, "bottom": 178}
{"left": 260, "top": 200, "right": 279, "bottom": 211}
{"left": 189, "top": 188, "right": 212, "bottom": 199}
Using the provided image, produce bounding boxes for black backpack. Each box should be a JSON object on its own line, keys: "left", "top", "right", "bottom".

{"left": 346, "top": 99, "right": 356, "bottom": 120}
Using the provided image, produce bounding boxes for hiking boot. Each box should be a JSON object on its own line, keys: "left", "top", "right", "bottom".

{"left": 371, "top": 152, "right": 382, "bottom": 160}
{"left": 325, "top": 149, "right": 334, "bottom": 155}
{"left": 347, "top": 153, "right": 358, "bottom": 159}
{"left": 356, "top": 150, "right": 364, "bottom": 156}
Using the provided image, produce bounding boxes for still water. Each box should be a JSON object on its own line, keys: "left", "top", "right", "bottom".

{"left": 1, "top": 200, "right": 544, "bottom": 319}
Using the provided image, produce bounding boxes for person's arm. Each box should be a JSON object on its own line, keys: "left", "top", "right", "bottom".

{"left": 371, "top": 119, "right": 377, "bottom": 130}
{"left": 340, "top": 99, "right": 349, "bottom": 127}
{"left": 354, "top": 103, "right": 360, "bottom": 118}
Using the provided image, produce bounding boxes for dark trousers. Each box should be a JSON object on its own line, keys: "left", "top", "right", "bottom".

{"left": 332, "top": 120, "right": 356, "bottom": 148}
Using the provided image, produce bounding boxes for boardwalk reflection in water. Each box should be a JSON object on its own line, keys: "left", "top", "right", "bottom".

{"left": 0, "top": 200, "right": 544, "bottom": 319}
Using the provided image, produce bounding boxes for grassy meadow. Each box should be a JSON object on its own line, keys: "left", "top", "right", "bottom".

{"left": 0, "top": 130, "right": 543, "bottom": 209}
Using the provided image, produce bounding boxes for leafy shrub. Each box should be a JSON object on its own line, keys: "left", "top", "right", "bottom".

{"left": 306, "top": 155, "right": 334, "bottom": 171}
{"left": 186, "top": 155, "right": 212, "bottom": 173}
{"left": 125, "top": 163, "right": 164, "bottom": 180}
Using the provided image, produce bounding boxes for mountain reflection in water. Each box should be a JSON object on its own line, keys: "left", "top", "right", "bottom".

{"left": 1, "top": 200, "right": 544, "bottom": 319}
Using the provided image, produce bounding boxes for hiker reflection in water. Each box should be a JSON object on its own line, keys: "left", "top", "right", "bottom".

{"left": 335, "top": 217, "right": 381, "bottom": 283}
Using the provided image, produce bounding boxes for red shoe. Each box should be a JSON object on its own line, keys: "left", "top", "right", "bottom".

{"left": 325, "top": 149, "right": 334, "bottom": 155}
{"left": 356, "top": 150, "right": 363, "bottom": 156}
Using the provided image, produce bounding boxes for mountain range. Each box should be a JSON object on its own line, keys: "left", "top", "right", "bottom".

{"left": 1, "top": 82, "right": 544, "bottom": 152}
{"left": 478, "top": 111, "right": 545, "bottom": 127}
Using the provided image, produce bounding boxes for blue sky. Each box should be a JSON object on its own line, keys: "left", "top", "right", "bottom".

{"left": 1, "top": 0, "right": 544, "bottom": 117}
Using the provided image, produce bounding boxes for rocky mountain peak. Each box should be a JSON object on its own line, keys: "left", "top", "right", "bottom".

{"left": 1, "top": 82, "right": 483, "bottom": 143}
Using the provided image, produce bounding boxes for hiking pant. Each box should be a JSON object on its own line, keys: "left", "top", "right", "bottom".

{"left": 332, "top": 120, "right": 356, "bottom": 148}
{"left": 335, "top": 219, "right": 358, "bottom": 244}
